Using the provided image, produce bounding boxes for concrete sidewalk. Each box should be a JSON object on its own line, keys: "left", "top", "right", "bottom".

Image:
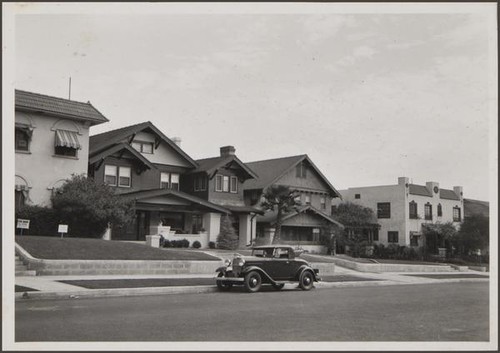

{"left": 15, "top": 267, "right": 489, "bottom": 302}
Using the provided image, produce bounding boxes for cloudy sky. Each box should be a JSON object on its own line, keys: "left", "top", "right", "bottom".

{"left": 9, "top": 3, "right": 497, "bottom": 201}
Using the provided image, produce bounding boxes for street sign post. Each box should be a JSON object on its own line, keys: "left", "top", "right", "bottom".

{"left": 58, "top": 224, "right": 68, "bottom": 238}
{"left": 16, "top": 219, "right": 30, "bottom": 236}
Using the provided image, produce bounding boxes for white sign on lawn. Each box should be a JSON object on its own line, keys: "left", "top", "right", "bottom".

{"left": 17, "top": 219, "right": 30, "bottom": 229}
{"left": 58, "top": 224, "right": 68, "bottom": 233}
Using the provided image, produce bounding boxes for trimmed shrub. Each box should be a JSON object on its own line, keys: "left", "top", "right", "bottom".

{"left": 163, "top": 239, "right": 172, "bottom": 248}
{"left": 192, "top": 240, "right": 201, "bottom": 249}
{"left": 216, "top": 215, "right": 239, "bottom": 250}
{"left": 181, "top": 239, "right": 190, "bottom": 248}
{"left": 209, "top": 241, "right": 216, "bottom": 249}
{"left": 15, "top": 205, "right": 60, "bottom": 236}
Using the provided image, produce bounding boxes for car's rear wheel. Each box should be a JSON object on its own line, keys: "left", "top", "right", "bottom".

{"left": 299, "top": 270, "right": 314, "bottom": 291}
{"left": 272, "top": 283, "right": 285, "bottom": 291}
{"left": 244, "top": 271, "right": 262, "bottom": 293}
{"left": 216, "top": 272, "right": 232, "bottom": 291}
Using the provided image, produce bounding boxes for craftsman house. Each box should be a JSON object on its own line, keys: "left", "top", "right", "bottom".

{"left": 15, "top": 89, "right": 109, "bottom": 208}
{"left": 88, "top": 122, "right": 261, "bottom": 247}
{"left": 243, "top": 155, "right": 344, "bottom": 254}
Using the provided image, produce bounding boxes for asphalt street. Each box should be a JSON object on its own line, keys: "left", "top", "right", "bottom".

{"left": 15, "top": 282, "right": 489, "bottom": 342}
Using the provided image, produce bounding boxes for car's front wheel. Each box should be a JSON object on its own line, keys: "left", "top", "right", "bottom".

{"left": 299, "top": 270, "right": 314, "bottom": 291}
{"left": 216, "top": 272, "right": 232, "bottom": 291}
{"left": 244, "top": 271, "right": 262, "bottom": 293}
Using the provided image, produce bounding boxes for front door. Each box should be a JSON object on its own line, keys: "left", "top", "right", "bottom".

{"left": 136, "top": 211, "right": 150, "bottom": 241}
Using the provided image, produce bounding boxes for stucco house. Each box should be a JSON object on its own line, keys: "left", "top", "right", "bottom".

{"left": 15, "top": 89, "right": 109, "bottom": 208}
{"left": 332, "top": 177, "right": 464, "bottom": 250}
{"left": 88, "top": 122, "right": 261, "bottom": 248}
{"left": 243, "top": 155, "right": 344, "bottom": 254}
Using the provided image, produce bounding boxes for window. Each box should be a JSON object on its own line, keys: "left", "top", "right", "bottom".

{"left": 354, "top": 194, "right": 361, "bottom": 199}
{"left": 453, "top": 207, "right": 461, "bottom": 222}
{"left": 410, "top": 236, "right": 419, "bottom": 247}
{"left": 192, "top": 214, "right": 203, "bottom": 233}
{"left": 294, "top": 194, "right": 301, "bottom": 204}
{"left": 54, "top": 130, "right": 80, "bottom": 157}
{"left": 194, "top": 175, "right": 207, "bottom": 191}
{"left": 170, "top": 173, "right": 179, "bottom": 191}
{"left": 161, "top": 172, "right": 179, "bottom": 190}
{"left": 131, "top": 141, "right": 154, "bottom": 154}
{"left": 118, "top": 167, "right": 131, "bottom": 187}
{"left": 388, "top": 231, "right": 399, "bottom": 243}
{"left": 320, "top": 197, "right": 326, "bottom": 210}
{"left": 104, "top": 165, "right": 117, "bottom": 186}
{"left": 377, "top": 202, "right": 391, "bottom": 218}
{"left": 215, "top": 175, "right": 223, "bottom": 192}
{"left": 409, "top": 201, "right": 418, "bottom": 219}
{"left": 295, "top": 162, "right": 307, "bottom": 178}
{"left": 305, "top": 195, "right": 311, "bottom": 205}
{"left": 437, "top": 204, "right": 442, "bottom": 217}
{"left": 15, "top": 190, "right": 26, "bottom": 209}
{"left": 230, "top": 176, "right": 238, "bottom": 193}
{"left": 222, "top": 176, "right": 229, "bottom": 192}
{"left": 194, "top": 176, "right": 200, "bottom": 191}
{"left": 161, "top": 173, "right": 170, "bottom": 189}
{"left": 424, "top": 203, "right": 432, "bottom": 220}
{"left": 15, "top": 128, "right": 30, "bottom": 151}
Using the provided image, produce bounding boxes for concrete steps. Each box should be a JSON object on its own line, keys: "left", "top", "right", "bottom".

{"left": 15, "top": 256, "right": 36, "bottom": 276}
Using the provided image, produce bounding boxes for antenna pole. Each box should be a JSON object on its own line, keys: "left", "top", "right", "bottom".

{"left": 69, "top": 77, "right": 72, "bottom": 100}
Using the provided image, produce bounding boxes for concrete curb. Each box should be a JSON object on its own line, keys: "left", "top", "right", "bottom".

{"left": 15, "top": 277, "right": 489, "bottom": 302}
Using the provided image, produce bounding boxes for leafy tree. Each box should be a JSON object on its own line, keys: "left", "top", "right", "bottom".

{"left": 216, "top": 214, "right": 239, "bottom": 250}
{"left": 331, "top": 202, "right": 378, "bottom": 257}
{"left": 51, "top": 174, "right": 135, "bottom": 238}
{"left": 454, "top": 214, "right": 489, "bottom": 255}
{"left": 260, "top": 185, "right": 300, "bottom": 244}
{"left": 421, "top": 222, "right": 457, "bottom": 255}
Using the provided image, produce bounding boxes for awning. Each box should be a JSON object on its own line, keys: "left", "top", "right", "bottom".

{"left": 55, "top": 130, "right": 81, "bottom": 150}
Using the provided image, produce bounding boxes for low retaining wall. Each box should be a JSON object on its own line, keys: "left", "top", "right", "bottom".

{"left": 330, "top": 257, "right": 455, "bottom": 273}
{"left": 15, "top": 244, "right": 223, "bottom": 276}
{"left": 310, "top": 262, "right": 336, "bottom": 275}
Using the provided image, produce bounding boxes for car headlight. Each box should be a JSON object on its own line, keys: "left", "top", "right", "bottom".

{"left": 224, "top": 259, "right": 231, "bottom": 266}
{"left": 234, "top": 258, "right": 245, "bottom": 267}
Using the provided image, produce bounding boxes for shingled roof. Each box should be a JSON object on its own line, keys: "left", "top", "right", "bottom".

{"left": 243, "top": 154, "right": 341, "bottom": 198}
{"left": 89, "top": 121, "right": 197, "bottom": 167}
{"left": 15, "top": 89, "right": 108, "bottom": 126}
{"left": 190, "top": 155, "right": 258, "bottom": 180}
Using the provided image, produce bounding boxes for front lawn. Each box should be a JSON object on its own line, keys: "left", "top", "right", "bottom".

{"left": 15, "top": 236, "right": 220, "bottom": 261}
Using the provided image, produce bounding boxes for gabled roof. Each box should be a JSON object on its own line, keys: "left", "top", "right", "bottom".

{"left": 243, "top": 154, "right": 341, "bottom": 198}
{"left": 409, "top": 184, "right": 432, "bottom": 197}
{"left": 89, "top": 121, "right": 197, "bottom": 168}
{"left": 464, "top": 198, "right": 489, "bottom": 217}
{"left": 190, "top": 155, "right": 258, "bottom": 180}
{"left": 88, "top": 143, "right": 155, "bottom": 170}
{"left": 439, "top": 189, "right": 460, "bottom": 201}
{"left": 120, "top": 188, "right": 229, "bottom": 213}
{"left": 257, "top": 205, "right": 344, "bottom": 228}
{"left": 15, "top": 89, "right": 108, "bottom": 126}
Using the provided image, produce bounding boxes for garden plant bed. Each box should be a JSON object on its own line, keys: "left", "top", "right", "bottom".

{"left": 16, "top": 236, "right": 220, "bottom": 261}
{"left": 403, "top": 274, "right": 488, "bottom": 279}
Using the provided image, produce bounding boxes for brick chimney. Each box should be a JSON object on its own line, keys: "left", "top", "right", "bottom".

{"left": 220, "top": 145, "right": 236, "bottom": 157}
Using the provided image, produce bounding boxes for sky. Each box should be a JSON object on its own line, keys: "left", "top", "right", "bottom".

{"left": 8, "top": 3, "right": 497, "bottom": 201}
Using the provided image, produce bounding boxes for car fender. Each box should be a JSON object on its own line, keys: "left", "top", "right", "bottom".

{"left": 215, "top": 266, "right": 227, "bottom": 273}
{"left": 296, "top": 264, "right": 319, "bottom": 282}
{"left": 241, "top": 266, "right": 276, "bottom": 284}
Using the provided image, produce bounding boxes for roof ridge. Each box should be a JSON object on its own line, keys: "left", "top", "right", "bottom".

{"left": 90, "top": 121, "right": 150, "bottom": 138}
{"left": 245, "top": 154, "right": 306, "bottom": 164}
{"left": 15, "top": 89, "right": 94, "bottom": 106}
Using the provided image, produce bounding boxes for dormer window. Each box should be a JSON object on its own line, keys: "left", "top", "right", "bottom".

{"left": 132, "top": 141, "right": 154, "bottom": 154}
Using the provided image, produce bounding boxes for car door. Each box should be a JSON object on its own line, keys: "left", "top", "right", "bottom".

{"left": 271, "top": 248, "right": 300, "bottom": 280}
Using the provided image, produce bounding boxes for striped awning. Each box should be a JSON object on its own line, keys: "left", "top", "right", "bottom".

{"left": 55, "top": 130, "right": 81, "bottom": 150}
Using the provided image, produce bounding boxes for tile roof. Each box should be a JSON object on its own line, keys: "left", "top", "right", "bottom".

{"left": 439, "top": 189, "right": 460, "bottom": 201}
{"left": 191, "top": 155, "right": 258, "bottom": 179}
{"left": 464, "top": 198, "right": 489, "bottom": 217}
{"left": 89, "top": 121, "right": 197, "bottom": 167}
{"left": 409, "top": 184, "right": 432, "bottom": 197}
{"left": 15, "top": 89, "right": 108, "bottom": 125}
{"left": 243, "top": 154, "right": 341, "bottom": 198}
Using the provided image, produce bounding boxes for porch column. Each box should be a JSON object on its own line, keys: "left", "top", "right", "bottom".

{"left": 238, "top": 214, "right": 252, "bottom": 249}
{"left": 203, "top": 213, "right": 221, "bottom": 243}
{"left": 263, "top": 227, "right": 275, "bottom": 245}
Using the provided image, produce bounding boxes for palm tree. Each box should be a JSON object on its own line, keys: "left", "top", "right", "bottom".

{"left": 260, "top": 185, "right": 300, "bottom": 244}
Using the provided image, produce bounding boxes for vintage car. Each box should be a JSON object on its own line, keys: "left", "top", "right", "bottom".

{"left": 215, "top": 245, "right": 320, "bottom": 293}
